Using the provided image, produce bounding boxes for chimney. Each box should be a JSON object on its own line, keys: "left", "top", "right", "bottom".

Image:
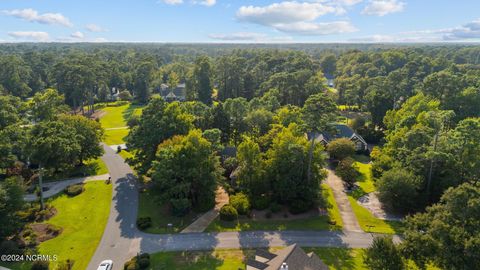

{"left": 280, "top": 262, "right": 288, "bottom": 270}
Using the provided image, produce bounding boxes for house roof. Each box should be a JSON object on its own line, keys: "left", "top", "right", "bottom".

{"left": 248, "top": 244, "right": 329, "bottom": 270}
{"left": 310, "top": 124, "right": 367, "bottom": 146}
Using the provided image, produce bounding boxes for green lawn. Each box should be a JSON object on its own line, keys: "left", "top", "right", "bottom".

{"left": 352, "top": 160, "right": 376, "bottom": 198}
{"left": 206, "top": 184, "right": 342, "bottom": 232}
{"left": 119, "top": 149, "right": 134, "bottom": 160}
{"left": 146, "top": 248, "right": 368, "bottom": 270}
{"left": 37, "top": 181, "right": 112, "bottom": 270}
{"left": 148, "top": 249, "right": 246, "bottom": 270}
{"left": 104, "top": 128, "right": 129, "bottom": 145}
{"left": 99, "top": 103, "right": 143, "bottom": 145}
{"left": 348, "top": 196, "right": 404, "bottom": 234}
{"left": 306, "top": 248, "right": 367, "bottom": 270}
{"left": 138, "top": 190, "right": 200, "bottom": 233}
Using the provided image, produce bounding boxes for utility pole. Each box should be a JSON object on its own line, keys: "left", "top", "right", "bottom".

{"left": 38, "top": 163, "right": 45, "bottom": 210}
{"left": 426, "top": 132, "right": 439, "bottom": 203}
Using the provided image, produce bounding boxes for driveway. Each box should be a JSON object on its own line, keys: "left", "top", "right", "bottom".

{"left": 87, "top": 145, "right": 397, "bottom": 270}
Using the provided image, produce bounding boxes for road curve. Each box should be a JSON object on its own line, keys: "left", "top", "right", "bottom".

{"left": 88, "top": 144, "right": 400, "bottom": 270}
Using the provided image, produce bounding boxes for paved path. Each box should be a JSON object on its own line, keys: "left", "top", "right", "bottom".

{"left": 86, "top": 145, "right": 399, "bottom": 269}
{"left": 326, "top": 169, "right": 363, "bottom": 232}
{"left": 23, "top": 174, "right": 110, "bottom": 202}
{"left": 181, "top": 187, "right": 229, "bottom": 233}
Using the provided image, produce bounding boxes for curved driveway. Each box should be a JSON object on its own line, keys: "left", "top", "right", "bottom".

{"left": 87, "top": 144, "right": 400, "bottom": 270}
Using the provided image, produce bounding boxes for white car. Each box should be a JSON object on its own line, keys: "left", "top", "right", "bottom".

{"left": 97, "top": 260, "right": 113, "bottom": 270}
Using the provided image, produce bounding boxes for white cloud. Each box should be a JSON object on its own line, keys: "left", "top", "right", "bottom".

{"left": 236, "top": 2, "right": 356, "bottom": 36}
{"left": 8, "top": 31, "right": 50, "bottom": 41}
{"left": 362, "top": 0, "right": 405, "bottom": 16}
{"left": 237, "top": 2, "right": 338, "bottom": 25}
{"left": 443, "top": 19, "right": 480, "bottom": 40}
{"left": 162, "top": 0, "right": 183, "bottom": 5}
{"left": 195, "top": 0, "right": 216, "bottom": 6}
{"left": 93, "top": 37, "right": 108, "bottom": 42}
{"left": 274, "top": 21, "right": 357, "bottom": 35}
{"left": 86, "top": 24, "right": 107, "bottom": 32}
{"left": 2, "top": 8, "right": 73, "bottom": 27}
{"left": 208, "top": 32, "right": 293, "bottom": 42}
{"left": 70, "top": 31, "right": 85, "bottom": 39}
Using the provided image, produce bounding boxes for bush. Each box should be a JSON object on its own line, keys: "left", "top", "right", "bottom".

{"left": 31, "top": 261, "right": 49, "bottom": 270}
{"left": 136, "top": 217, "right": 152, "bottom": 230}
{"left": 269, "top": 202, "right": 282, "bottom": 213}
{"left": 57, "top": 259, "right": 74, "bottom": 270}
{"left": 289, "top": 199, "right": 312, "bottom": 214}
{"left": 229, "top": 193, "right": 250, "bottom": 215}
{"left": 118, "top": 90, "right": 132, "bottom": 101}
{"left": 219, "top": 204, "right": 238, "bottom": 221}
{"left": 364, "top": 236, "right": 404, "bottom": 270}
{"left": 123, "top": 253, "right": 151, "bottom": 270}
{"left": 327, "top": 138, "right": 356, "bottom": 160}
{"left": 251, "top": 195, "right": 270, "bottom": 210}
{"left": 65, "top": 184, "right": 84, "bottom": 197}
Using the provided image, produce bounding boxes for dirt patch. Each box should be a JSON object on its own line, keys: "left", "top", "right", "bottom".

{"left": 19, "top": 223, "right": 62, "bottom": 247}
{"left": 90, "top": 110, "right": 106, "bottom": 120}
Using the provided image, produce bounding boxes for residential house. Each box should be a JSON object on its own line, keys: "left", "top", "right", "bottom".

{"left": 246, "top": 244, "right": 329, "bottom": 270}
{"left": 158, "top": 83, "right": 186, "bottom": 102}
{"left": 309, "top": 124, "right": 368, "bottom": 151}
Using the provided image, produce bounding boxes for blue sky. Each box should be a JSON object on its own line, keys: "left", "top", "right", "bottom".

{"left": 1, "top": 0, "right": 480, "bottom": 43}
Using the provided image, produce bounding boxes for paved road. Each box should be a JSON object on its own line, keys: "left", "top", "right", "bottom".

{"left": 87, "top": 145, "right": 399, "bottom": 270}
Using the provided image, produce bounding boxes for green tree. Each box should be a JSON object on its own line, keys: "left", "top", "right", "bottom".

{"left": 58, "top": 115, "right": 104, "bottom": 164}
{"left": 245, "top": 109, "right": 274, "bottom": 136}
{"left": 126, "top": 98, "right": 193, "bottom": 174}
{"left": 377, "top": 169, "right": 421, "bottom": 213}
{"left": 0, "top": 177, "right": 24, "bottom": 240}
{"left": 335, "top": 157, "right": 357, "bottom": 188}
{"left": 191, "top": 56, "right": 213, "bottom": 105}
{"left": 327, "top": 138, "right": 355, "bottom": 160}
{"left": 0, "top": 95, "right": 23, "bottom": 129}
{"left": 167, "top": 71, "right": 180, "bottom": 89}
{"left": 402, "top": 182, "right": 480, "bottom": 269}
{"left": 150, "top": 130, "right": 223, "bottom": 215}
{"left": 274, "top": 105, "right": 303, "bottom": 127}
{"left": 236, "top": 137, "right": 264, "bottom": 194}
{"left": 302, "top": 93, "right": 337, "bottom": 183}
{"left": 320, "top": 53, "right": 337, "bottom": 76}
{"left": 364, "top": 236, "right": 404, "bottom": 270}
{"left": 30, "top": 88, "right": 68, "bottom": 122}
{"left": 134, "top": 61, "right": 155, "bottom": 104}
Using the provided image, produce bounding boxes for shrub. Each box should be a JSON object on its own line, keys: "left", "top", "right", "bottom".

{"left": 219, "top": 204, "right": 238, "bottom": 221}
{"left": 31, "top": 261, "right": 49, "bottom": 270}
{"left": 289, "top": 199, "right": 312, "bottom": 214}
{"left": 57, "top": 259, "right": 74, "bottom": 270}
{"left": 229, "top": 193, "right": 250, "bottom": 215}
{"left": 127, "top": 115, "right": 140, "bottom": 128}
{"left": 364, "top": 236, "right": 404, "bottom": 270}
{"left": 269, "top": 202, "right": 282, "bottom": 213}
{"left": 65, "top": 184, "right": 84, "bottom": 197}
{"left": 123, "top": 253, "right": 151, "bottom": 270}
{"left": 251, "top": 195, "right": 270, "bottom": 210}
{"left": 118, "top": 90, "right": 132, "bottom": 101}
{"left": 377, "top": 169, "right": 421, "bottom": 213}
{"left": 327, "top": 138, "right": 356, "bottom": 160}
{"left": 136, "top": 217, "right": 152, "bottom": 230}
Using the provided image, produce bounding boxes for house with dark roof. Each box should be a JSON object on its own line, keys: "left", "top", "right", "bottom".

{"left": 246, "top": 244, "right": 328, "bottom": 270}
{"left": 309, "top": 124, "right": 368, "bottom": 151}
{"left": 158, "top": 83, "right": 186, "bottom": 102}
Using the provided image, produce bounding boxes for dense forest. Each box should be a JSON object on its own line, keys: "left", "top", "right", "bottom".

{"left": 1, "top": 43, "right": 480, "bottom": 269}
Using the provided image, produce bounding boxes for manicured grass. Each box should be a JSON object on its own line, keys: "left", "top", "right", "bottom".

{"left": 206, "top": 184, "right": 342, "bottom": 232}
{"left": 353, "top": 161, "right": 376, "bottom": 198}
{"left": 99, "top": 103, "right": 143, "bottom": 129}
{"left": 38, "top": 181, "right": 112, "bottom": 270}
{"left": 104, "top": 128, "right": 129, "bottom": 145}
{"left": 337, "top": 105, "right": 360, "bottom": 111}
{"left": 149, "top": 249, "right": 246, "bottom": 270}
{"left": 347, "top": 196, "right": 404, "bottom": 234}
{"left": 138, "top": 190, "right": 200, "bottom": 233}
{"left": 119, "top": 149, "right": 134, "bottom": 160}
{"left": 306, "top": 248, "right": 367, "bottom": 270}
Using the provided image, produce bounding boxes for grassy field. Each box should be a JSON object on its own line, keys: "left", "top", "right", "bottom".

{"left": 99, "top": 103, "right": 143, "bottom": 145}
{"left": 206, "top": 184, "right": 342, "bottom": 232}
{"left": 37, "top": 181, "right": 112, "bottom": 270}
{"left": 138, "top": 190, "right": 200, "bottom": 233}
{"left": 146, "top": 248, "right": 368, "bottom": 270}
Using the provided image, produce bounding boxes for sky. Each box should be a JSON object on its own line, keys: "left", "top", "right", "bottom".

{"left": 1, "top": 0, "right": 480, "bottom": 43}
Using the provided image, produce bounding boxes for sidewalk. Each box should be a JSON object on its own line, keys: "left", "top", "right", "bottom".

{"left": 180, "top": 186, "right": 229, "bottom": 233}
{"left": 24, "top": 174, "right": 110, "bottom": 202}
